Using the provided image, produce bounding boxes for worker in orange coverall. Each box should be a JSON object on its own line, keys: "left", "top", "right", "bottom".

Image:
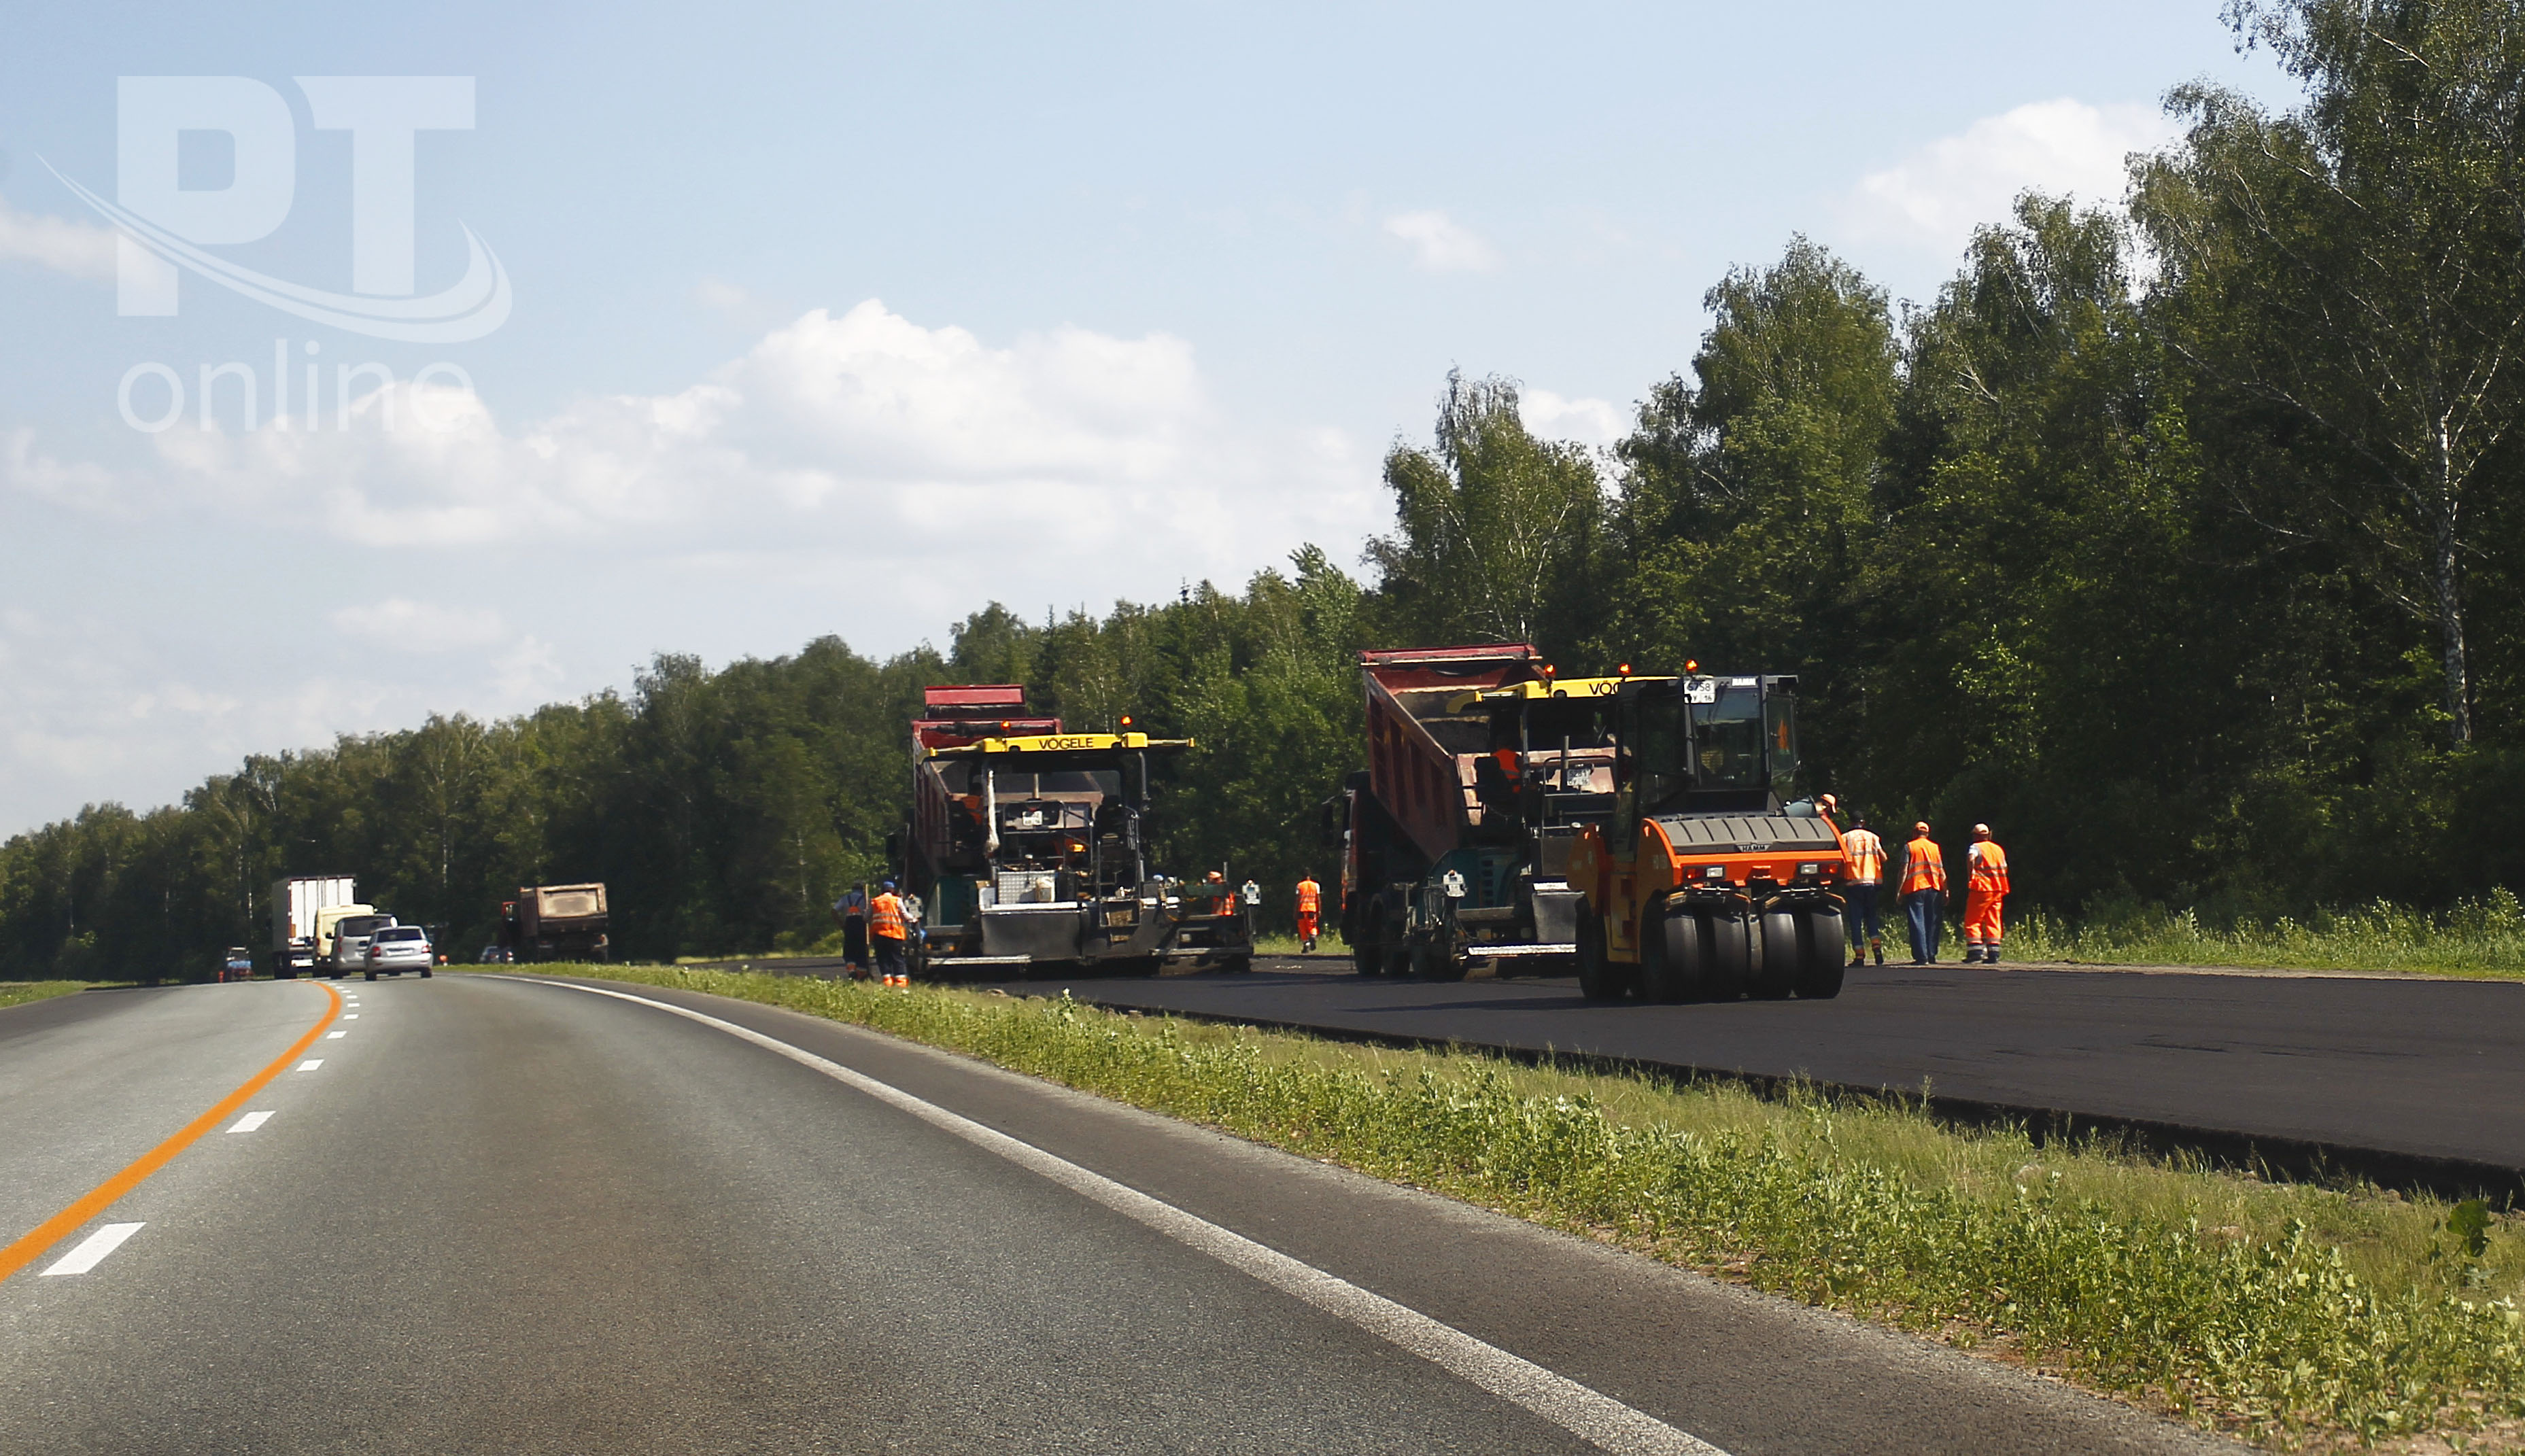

{"left": 1294, "top": 874, "right": 1323, "bottom": 952}
{"left": 1963, "top": 824, "right": 2011, "bottom": 964}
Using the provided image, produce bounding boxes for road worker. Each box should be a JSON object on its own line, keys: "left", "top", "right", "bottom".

{"left": 870, "top": 879, "right": 913, "bottom": 988}
{"left": 1838, "top": 814, "right": 1887, "bottom": 968}
{"left": 1294, "top": 873, "right": 1323, "bottom": 952}
{"left": 1900, "top": 821, "right": 1947, "bottom": 965}
{"left": 1964, "top": 825, "right": 2011, "bottom": 964}
{"left": 831, "top": 884, "right": 872, "bottom": 982}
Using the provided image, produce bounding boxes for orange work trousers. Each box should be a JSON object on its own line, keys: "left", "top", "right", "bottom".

{"left": 1964, "top": 892, "right": 2005, "bottom": 944}
{"left": 1296, "top": 911, "right": 1320, "bottom": 939}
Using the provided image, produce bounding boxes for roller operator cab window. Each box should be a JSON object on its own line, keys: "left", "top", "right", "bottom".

{"left": 1688, "top": 685, "right": 1766, "bottom": 793}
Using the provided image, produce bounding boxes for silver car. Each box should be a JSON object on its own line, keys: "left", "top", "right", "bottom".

{"left": 364, "top": 925, "right": 435, "bottom": 980}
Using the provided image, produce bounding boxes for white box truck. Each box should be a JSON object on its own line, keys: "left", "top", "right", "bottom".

{"left": 272, "top": 876, "right": 358, "bottom": 978}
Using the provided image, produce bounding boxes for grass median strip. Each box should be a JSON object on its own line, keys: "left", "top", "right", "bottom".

{"left": 0, "top": 980, "right": 109, "bottom": 1010}
{"left": 520, "top": 964, "right": 2522, "bottom": 1453}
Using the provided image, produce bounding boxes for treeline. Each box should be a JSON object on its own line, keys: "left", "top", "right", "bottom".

{"left": 7, "top": 0, "right": 2524, "bottom": 977}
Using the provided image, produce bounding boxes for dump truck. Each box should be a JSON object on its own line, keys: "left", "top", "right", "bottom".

{"left": 904, "top": 684, "right": 1251, "bottom": 975}
{"left": 271, "top": 875, "right": 361, "bottom": 977}
{"left": 1564, "top": 671, "right": 1849, "bottom": 1002}
{"left": 500, "top": 884, "right": 611, "bottom": 963}
{"left": 1335, "top": 644, "right": 1660, "bottom": 980}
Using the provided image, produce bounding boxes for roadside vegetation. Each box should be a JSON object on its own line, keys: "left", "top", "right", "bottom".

{"left": 0, "top": 980, "right": 103, "bottom": 1010}
{"left": 544, "top": 963, "right": 2523, "bottom": 1452}
{"left": 2011, "top": 894, "right": 2525, "bottom": 980}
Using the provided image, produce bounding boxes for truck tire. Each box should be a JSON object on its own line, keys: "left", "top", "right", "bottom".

{"left": 1413, "top": 935, "right": 1468, "bottom": 982}
{"left": 1575, "top": 911, "right": 1625, "bottom": 1001}
{"left": 1705, "top": 912, "right": 1751, "bottom": 999}
{"left": 1751, "top": 909, "right": 1802, "bottom": 999}
{"left": 1355, "top": 907, "right": 1387, "bottom": 977}
{"left": 1642, "top": 902, "right": 1706, "bottom": 1003}
{"left": 1796, "top": 910, "right": 1846, "bottom": 999}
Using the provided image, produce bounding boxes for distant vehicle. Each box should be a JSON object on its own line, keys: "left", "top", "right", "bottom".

{"left": 477, "top": 945, "right": 513, "bottom": 964}
{"left": 220, "top": 946, "right": 252, "bottom": 982}
{"left": 271, "top": 875, "right": 359, "bottom": 977}
{"left": 330, "top": 913, "right": 398, "bottom": 979}
{"left": 364, "top": 926, "right": 434, "bottom": 980}
{"left": 500, "top": 884, "right": 610, "bottom": 962}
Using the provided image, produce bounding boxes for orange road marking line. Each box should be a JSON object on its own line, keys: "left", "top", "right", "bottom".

{"left": 0, "top": 981, "right": 341, "bottom": 1283}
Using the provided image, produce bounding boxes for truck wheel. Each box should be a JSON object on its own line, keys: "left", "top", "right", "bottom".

{"left": 1355, "top": 908, "right": 1386, "bottom": 977}
{"left": 1705, "top": 912, "right": 1751, "bottom": 999}
{"left": 1642, "top": 903, "right": 1706, "bottom": 1003}
{"left": 1575, "top": 912, "right": 1624, "bottom": 1001}
{"left": 1414, "top": 937, "right": 1468, "bottom": 982}
{"left": 1796, "top": 910, "right": 1846, "bottom": 999}
{"left": 1751, "top": 910, "right": 1802, "bottom": 999}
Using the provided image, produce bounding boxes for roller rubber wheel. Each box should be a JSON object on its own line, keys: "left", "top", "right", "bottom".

{"left": 1575, "top": 911, "right": 1625, "bottom": 1001}
{"left": 1796, "top": 910, "right": 1846, "bottom": 999}
{"left": 1751, "top": 909, "right": 1802, "bottom": 999}
{"left": 1641, "top": 901, "right": 1706, "bottom": 1003}
{"left": 1705, "top": 912, "right": 1751, "bottom": 999}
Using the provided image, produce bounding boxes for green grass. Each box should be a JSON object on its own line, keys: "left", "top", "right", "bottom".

{"left": 0, "top": 980, "right": 102, "bottom": 1010}
{"left": 514, "top": 963, "right": 2523, "bottom": 1451}
{"left": 2009, "top": 890, "right": 2525, "bottom": 978}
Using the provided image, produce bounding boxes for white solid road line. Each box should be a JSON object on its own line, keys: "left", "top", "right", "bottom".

{"left": 40, "top": 1222, "right": 144, "bottom": 1277}
{"left": 296, "top": 1060, "right": 323, "bottom": 1072}
{"left": 227, "top": 1111, "right": 275, "bottom": 1133}
{"left": 515, "top": 977, "right": 1728, "bottom": 1456}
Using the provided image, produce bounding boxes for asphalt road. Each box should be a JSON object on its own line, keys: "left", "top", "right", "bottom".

{"left": 1012, "top": 959, "right": 2525, "bottom": 1179}
{"left": 0, "top": 973, "right": 2229, "bottom": 1455}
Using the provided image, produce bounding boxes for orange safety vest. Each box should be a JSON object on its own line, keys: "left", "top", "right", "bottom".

{"left": 870, "top": 892, "right": 909, "bottom": 940}
{"left": 1900, "top": 837, "right": 1947, "bottom": 894}
{"left": 1294, "top": 880, "right": 1321, "bottom": 914}
{"left": 1841, "top": 829, "right": 1885, "bottom": 884}
{"left": 1969, "top": 840, "right": 2010, "bottom": 895}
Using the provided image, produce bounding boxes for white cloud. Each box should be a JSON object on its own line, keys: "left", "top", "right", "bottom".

{"left": 1522, "top": 389, "right": 1628, "bottom": 448}
{"left": 1383, "top": 210, "right": 1501, "bottom": 273}
{"left": 1842, "top": 100, "right": 2180, "bottom": 255}
{"left": 331, "top": 599, "right": 508, "bottom": 653}
{"left": 0, "top": 193, "right": 118, "bottom": 281}
{"left": 69, "top": 300, "right": 1375, "bottom": 589}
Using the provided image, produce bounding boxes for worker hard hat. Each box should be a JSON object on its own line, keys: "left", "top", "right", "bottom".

{"left": 1973, "top": 823, "right": 1991, "bottom": 839}
{"left": 1914, "top": 821, "right": 1931, "bottom": 835}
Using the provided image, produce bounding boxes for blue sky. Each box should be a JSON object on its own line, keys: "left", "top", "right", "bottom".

{"left": 0, "top": 1, "right": 2296, "bottom": 833}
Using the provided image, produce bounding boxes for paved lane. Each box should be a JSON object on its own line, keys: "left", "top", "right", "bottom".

{"left": 1013, "top": 960, "right": 2525, "bottom": 1178}
{"left": 0, "top": 974, "right": 2229, "bottom": 1454}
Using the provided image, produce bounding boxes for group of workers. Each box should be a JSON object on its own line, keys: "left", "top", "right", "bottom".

{"left": 829, "top": 881, "right": 918, "bottom": 986}
{"left": 1825, "top": 801, "right": 2010, "bottom": 967}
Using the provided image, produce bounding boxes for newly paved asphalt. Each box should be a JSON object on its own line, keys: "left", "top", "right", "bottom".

{"left": 1012, "top": 959, "right": 2525, "bottom": 1177}
{"left": 0, "top": 973, "right": 2231, "bottom": 1454}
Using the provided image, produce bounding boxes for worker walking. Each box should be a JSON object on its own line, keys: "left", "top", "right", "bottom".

{"left": 871, "top": 879, "right": 913, "bottom": 988}
{"left": 1839, "top": 815, "right": 1887, "bottom": 967}
{"left": 1964, "top": 825, "right": 2011, "bottom": 964}
{"left": 1900, "top": 821, "right": 1947, "bottom": 965}
{"left": 1294, "top": 873, "right": 1322, "bottom": 952}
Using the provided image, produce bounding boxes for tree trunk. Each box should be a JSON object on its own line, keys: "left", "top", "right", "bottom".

{"left": 2434, "top": 510, "right": 2473, "bottom": 746}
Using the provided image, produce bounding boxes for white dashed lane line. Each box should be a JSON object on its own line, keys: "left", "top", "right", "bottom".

{"left": 40, "top": 1223, "right": 144, "bottom": 1277}
{"left": 343, "top": 1015, "right": 358, "bottom": 1020}
{"left": 296, "top": 1060, "right": 323, "bottom": 1073}
{"left": 226, "top": 1111, "right": 275, "bottom": 1133}
{"left": 326, "top": 1031, "right": 347, "bottom": 1039}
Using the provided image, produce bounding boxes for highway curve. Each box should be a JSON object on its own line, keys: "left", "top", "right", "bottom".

{"left": 1011, "top": 960, "right": 2525, "bottom": 1188}
{"left": 0, "top": 973, "right": 2230, "bottom": 1455}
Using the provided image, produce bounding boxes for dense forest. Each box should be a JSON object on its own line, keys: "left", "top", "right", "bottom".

{"left": 7, "top": 0, "right": 2525, "bottom": 976}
